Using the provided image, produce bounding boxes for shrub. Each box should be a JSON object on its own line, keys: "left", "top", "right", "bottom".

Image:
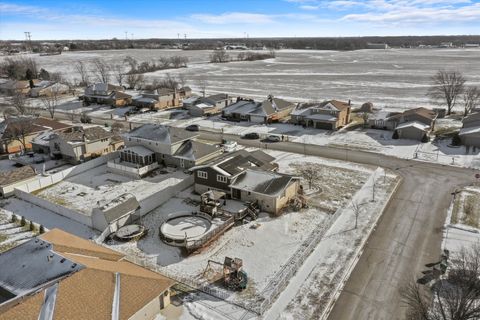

{"left": 20, "top": 216, "right": 26, "bottom": 226}
{"left": 451, "top": 133, "right": 461, "bottom": 146}
{"left": 392, "top": 130, "right": 399, "bottom": 139}
{"left": 39, "top": 225, "right": 45, "bottom": 234}
{"left": 11, "top": 215, "right": 17, "bottom": 223}
{"left": 421, "top": 134, "right": 429, "bottom": 143}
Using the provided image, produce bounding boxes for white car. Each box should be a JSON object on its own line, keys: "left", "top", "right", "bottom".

{"left": 223, "top": 140, "right": 237, "bottom": 152}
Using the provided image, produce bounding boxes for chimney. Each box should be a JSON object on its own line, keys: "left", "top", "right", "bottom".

{"left": 225, "top": 94, "right": 229, "bottom": 107}
{"left": 348, "top": 99, "right": 351, "bottom": 106}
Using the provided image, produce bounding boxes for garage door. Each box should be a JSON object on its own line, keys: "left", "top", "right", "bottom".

{"left": 315, "top": 122, "right": 333, "bottom": 130}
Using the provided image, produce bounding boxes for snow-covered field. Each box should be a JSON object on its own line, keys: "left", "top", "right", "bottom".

{"left": 35, "top": 164, "right": 188, "bottom": 215}
{"left": 6, "top": 48, "right": 480, "bottom": 111}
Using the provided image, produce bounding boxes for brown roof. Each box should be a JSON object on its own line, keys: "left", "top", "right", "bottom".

{"left": 57, "top": 126, "right": 114, "bottom": 143}
{"left": 403, "top": 107, "right": 437, "bottom": 119}
{"left": 40, "top": 228, "right": 124, "bottom": 261}
{"left": 0, "top": 165, "right": 36, "bottom": 186}
{"left": 33, "top": 117, "right": 72, "bottom": 131}
{"left": 0, "top": 288, "right": 44, "bottom": 320}
{"left": 329, "top": 100, "right": 350, "bottom": 111}
{"left": 1, "top": 116, "right": 72, "bottom": 140}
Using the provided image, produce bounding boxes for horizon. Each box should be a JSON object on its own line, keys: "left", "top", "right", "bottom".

{"left": 1, "top": 0, "right": 480, "bottom": 40}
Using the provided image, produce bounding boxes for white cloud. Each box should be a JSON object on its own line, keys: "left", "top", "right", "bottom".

{"left": 191, "top": 12, "right": 274, "bottom": 24}
{"left": 299, "top": 5, "right": 320, "bottom": 10}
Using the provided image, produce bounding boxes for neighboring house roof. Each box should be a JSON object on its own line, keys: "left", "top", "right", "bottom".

{"left": 0, "top": 117, "right": 71, "bottom": 140}
{"left": 229, "top": 169, "right": 298, "bottom": 197}
{"left": 395, "top": 121, "right": 430, "bottom": 131}
{"left": 182, "top": 96, "right": 200, "bottom": 105}
{"left": 462, "top": 112, "right": 480, "bottom": 128}
{"left": 31, "top": 131, "right": 55, "bottom": 146}
{"left": 206, "top": 93, "right": 228, "bottom": 102}
{"left": 0, "top": 166, "right": 36, "bottom": 186}
{"left": 291, "top": 100, "right": 349, "bottom": 120}
{"left": 0, "top": 229, "right": 175, "bottom": 320}
{"left": 307, "top": 114, "right": 338, "bottom": 122}
{"left": 126, "top": 124, "right": 198, "bottom": 144}
{"left": 194, "top": 102, "right": 215, "bottom": 110}
{"left": 459, "top": 126, "right": 480, "bottom": 136}
{"left": 223, "top": 100, "right": 264, "bottom": 116}
{"left": 261, "top": 97, "right": 295, "bottom": 115}
{"left": 84, "top": 83, "right": 123, "bottom": 96}
{"left": 110, "top": 91, "right": 131, "bottom": 100}
{"left": 0, "top": 80, "right": 40, "bottom": 91}
{"left": 57, "top": 126, "right": 113, "bottom": 143}
{"left": 173, "top": 140, "right": 219, "bottom": 161}
{"left": 121, "top": 145, "right": 155, "bottom": 157}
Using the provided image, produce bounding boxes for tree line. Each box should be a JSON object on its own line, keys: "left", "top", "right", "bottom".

{"left": 210, "top": 49, "right": 275, "bottom": 63}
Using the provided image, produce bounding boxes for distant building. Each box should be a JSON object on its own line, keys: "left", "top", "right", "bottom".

{"left": 290, "top": 100, "right": 352, "bottom": 130}
{"left": 0, "top": 79, "right": 40, "bottom": 96}
{"left": 82, "top": 83, "right": 131, "bottom": 107}
{"left": 185, "top": 94, "right": 233, "bottom": 116}
{"left": 0, "top": 229, "right": 175, "bottom": 319}
{"left": 367, "top": 43, "right": 389, "bottom": 49}
{"left": 29, "top": 81, "right": 70, "bottom": 97}
{"left": 222, "top": 96, "right": 295, "bottom": 123}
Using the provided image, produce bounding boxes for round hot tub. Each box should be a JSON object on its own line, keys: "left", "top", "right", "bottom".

{"left": 115, "top": 224, "right": 146, "bottom": 241}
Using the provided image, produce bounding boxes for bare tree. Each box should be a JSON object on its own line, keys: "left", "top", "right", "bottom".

{"left": 125, "top": 73, "right": 144, "bottom": 89}
{"left": 92, "top": 58, "right": 111, "bottom": 83}
{"left": 11, "top": 92, "right": 30, "bottom": 115}
{"left": 361, "top": 112, "right": 369, "bottom": 128}
{"left": 351, "top": 201, "right": 362, "bottom": 229}
{"left": 111, "top": 64, "right": 125, "bottom": 86}
{"left": 401, "top": 244, "right": 480, "bottom": 320}
{"left": 3, "top": 107, "right": 17, "bottom": 120}
{"left": 209, "top": 49, "right": 230, "bottom": 63}
{"left": 124, "top": 56, "right": 138, "bottom": 72}
{"left": 462, "top": 86, "right": 480, "bottom": 117}
{"left": 5, "top": 117, "right": 34, "bottom": 151}
{"left": 41, "top": 86, "right": 60, "bottom": 119}
{"left": 290, "top": 162, "right": 321, "bottom": 190}
{"left": 428, "top": 70, "right": 466, "bottom": 115}
{"left": 178, "top": 73, "right": 187, "bottom": 88}
{"left": 74, "top": 60, "right": 89, "bottom": 86}
{"left": 197, "top": 77, "right": 207, "bottom": 97}
{"left": 111, "top": 122, "right": 125, "bottom": 133}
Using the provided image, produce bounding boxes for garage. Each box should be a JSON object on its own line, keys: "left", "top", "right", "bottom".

{"left": 314, "top": 121, "right": 334, "bottom": 130}
{"left": 395, "top": 121, "right": 429, "bottom": 141}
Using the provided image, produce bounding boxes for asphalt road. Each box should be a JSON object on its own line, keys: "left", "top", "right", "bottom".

{"left": 199, "top": 132, "right": 477, "bottom": 320}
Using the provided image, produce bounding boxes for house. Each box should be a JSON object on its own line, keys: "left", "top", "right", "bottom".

{"left": 459, "top": 112, "right": 480, "bottom": 147}
{"left": 0, "top": 116, "right": 72, "bottom": 154}
{"left": 191, "top": 150, "right": 300, "bottom": 215}
{"left": 91, "top": 193, "right": 140, "bottom": 232}
{"left": 82, "top": 83, "right": 131, "bottom": 107}
{"left": 369, "top": 107, "right": 438, "bottom": 141}
{"left": 137, "top": 88, "right": 179, "bottom": 109}
{"left": 0, "top": 229, "right": 175, "bottom": 320}
{"left": 290, "top": 100, "right": 351, "bottom": 130}
{"left": 178, "top": 86, "right": 192, "bottom": 99}
{"left": 222, "top": 96, "right": 295, "bottom": 123}
{"left": 0, "top": 79, "right": 40, "bottom": 95}
{"left": 49, "top": 126, "right": 123, "bottom": 164}
{"left": 184, "top": 94, "right": 232, "bottom": 117}
{"left": 191, "top": 149, "right": 278, "bottom": 194}
{"left": 111, "top": 124, "right": 222, "bottom": 175}
{"left": 0, "top": 165, "right": 36, "bottom": 197}
{"left": 229, "top": 169, "right": 300, "bottom": 214}
{"left": 29, "top": 81, "right": 70, "bottom": 97}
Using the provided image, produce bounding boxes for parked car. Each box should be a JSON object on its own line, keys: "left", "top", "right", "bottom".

{"left": 223, "top": 140, "right": 238, "bottom": 152}
{"left": 265, "top": 135, "right": 281, "bottom": 142}
{"left": 185, "top": 124, "right": 200, "bottom": 132}
{"left": 242, "top": 132, "right": 260, "bottom": 140}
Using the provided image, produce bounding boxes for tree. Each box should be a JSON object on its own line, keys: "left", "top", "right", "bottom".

{"left": 361, "top": 112, "right": 369, "bottom": 128}
{"left": 209, "top": 49, "right": 230, "bottom": 63}
{"left": 111, "top": 64, "right": 125, "bottom": 86}
{"left": 401, "top": 244, "right": 480, "bottom": 320}
{"left": 11, "top": 92, "right": 29, "bottom": 115}
{"left": 290, "top": 162, "right": 321, "bottom": 190}
{"left": 125, "top": 73, "right": 144, "bottom": 89}
{"left": 111, "top": 122, "right": 125, "bottom": 133}
{"left": 123, "top": 56, "right": 138, "bottom": 72}
{"left": 462, "top": 86, "right": 480, "bottom": 116}
{"left": 92, "top": 58, "right": 111, "bottom": 83}
{"left": 351, "top": 201, "right": 362, "bottom": 229}
{"left": 3, "top": 107, "right": 17, "bottom": 119}
{"left": 451, "top": 133, "right": 461, "bottom": 146}
{"left": 41, "top": 86, "right": 60, "bottom": 119}
{"left": 428, "top": 71, "right": 466, "bottom": 115}
{"left": 197, "top": 77, "right": 207, "bottom": 97}
{"left": 5, "top": 116, "right": 34, "bottom": 151}
{"left": 392, "top": 130, "right": 399, "bottom": 139}
{"left": 74, "top": 60, "right": 89, "bottom": 86}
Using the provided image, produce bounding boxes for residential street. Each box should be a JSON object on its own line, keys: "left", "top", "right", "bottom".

{"left": 199, "top": 131, "right": 477, "bottom": 319}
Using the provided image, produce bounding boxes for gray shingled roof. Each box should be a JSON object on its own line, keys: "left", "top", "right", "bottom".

{"left": 126, "top": 124, "right": 197, "bottom": 144}
{"left": 99, "top": 193, "right": 140, "bottom": 223}
{"left": 58, "top": 126, "right": 113, "bottom": 143}
{"left": 229, "top": 169, "right": 297, "bottom": 197}
{"left": 173, "top": 140, "right": 219, "bottom": 161}
{"left": 0, "top": 238, "right": 83, "bottom": 298}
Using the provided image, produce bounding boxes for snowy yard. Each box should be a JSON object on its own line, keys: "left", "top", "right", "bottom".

{"left": 34, "top": 164, "right": 189, "bottom": 215}
{"left": 104, "top": 150, "right": 391, "bottom": 315}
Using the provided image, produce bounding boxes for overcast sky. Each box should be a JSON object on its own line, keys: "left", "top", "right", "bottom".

{"left": 1, "top": 0, "right": 479, "bottom": 40}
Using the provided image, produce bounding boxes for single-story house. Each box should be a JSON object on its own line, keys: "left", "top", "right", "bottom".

{"left": 29, "top": 81, "right": 70, "bottom": 97}
{"left": 290, "top": 100, "right": 351, "bottom": 130}
{"left": 0, "top": 79, "right": 40, "bottom": 95}
{"left": 222, "top": 96, "right": 295, "bottom": 123}
{"left": 0, "top": 229, "right": 175, "bottom": 320}
{"left": 138, "top": 88, "right": 179, "bottom": 109}
{"left": 229, "top": 169, "right": 300, "bottom": 215}
{"left": 178, "top": 86, "right": 192, "bottom": 99}
{"left": 49, "top": 126, "right": 123, "bottom": 164}
{"left": 0, "top": 165, "right": 37, "bottom": 197}
{"left": 184, "top": 94, "right": 232, "bottom": 116}
{"left": 369, "top": 107, "right": 437, "bottom": 141}
{"left": 0, "top": 116, "right": 73, "bottom": 154}
{"left": 459, "top": 112, "right": 480, "bottom": 147}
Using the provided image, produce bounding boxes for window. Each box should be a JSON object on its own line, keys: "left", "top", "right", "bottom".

{"left": 197, "top": 171, "right": 208, "bottom": 179}
{"left": 217, "top": 175, "right": 227, "bottom": 183}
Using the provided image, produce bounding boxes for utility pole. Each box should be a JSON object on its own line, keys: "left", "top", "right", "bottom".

{"left": 24, "top": 32, "right": 32, "bottom": 52}
{"left": 131, "top": 33, "right": 134, "bottom": 40}
{"left": 125, "top": 31, "right": 128, "bottom": 40}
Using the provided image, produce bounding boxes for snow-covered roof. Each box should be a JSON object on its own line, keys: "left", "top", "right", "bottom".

{"left": 126, "top": 124, "right": 197, "bottom": 144}
{"left": 459, "top": 125, "right": 480, "bottom": 136}
{"left": 306, "top": 113, "right": 338, "bottom": 122}
{"left": 229, "top": 169, "right": 297, "bottom": 197}
{"left": 173, "top": 140, "right": 219, "bottom": 161}
{"left": 194, "top": 102, "right": 215, "bottom": 109}
{"left": 395, "top": 121, "right": 430, "bottom": 131}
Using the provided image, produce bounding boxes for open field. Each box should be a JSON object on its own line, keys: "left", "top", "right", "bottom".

{"left": 5, "top": 48, "right": 480, "bottom": 111}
